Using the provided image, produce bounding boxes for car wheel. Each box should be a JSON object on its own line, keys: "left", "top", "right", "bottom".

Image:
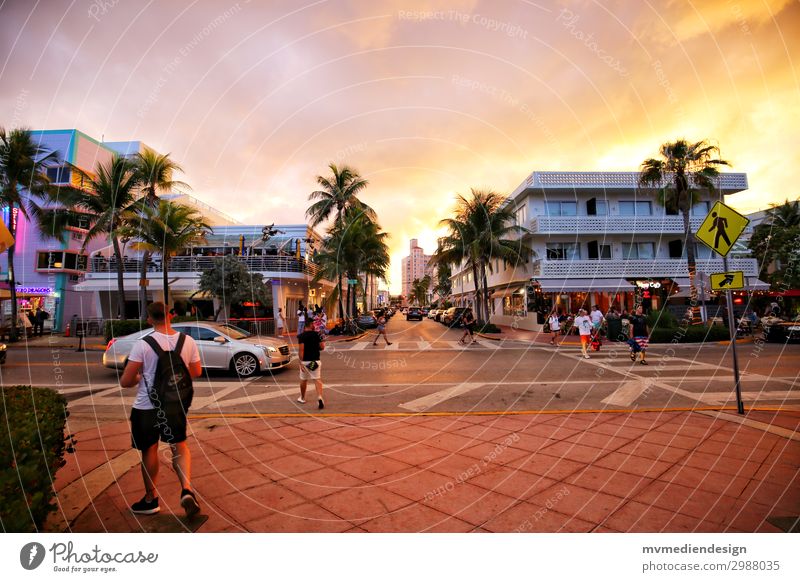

{"left": 232, "top": 352, "right": 259, "bottom": 377}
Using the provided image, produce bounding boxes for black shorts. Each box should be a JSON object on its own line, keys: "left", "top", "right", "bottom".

{"left": 130, "top": 407, "right": 187, "bottom": 450}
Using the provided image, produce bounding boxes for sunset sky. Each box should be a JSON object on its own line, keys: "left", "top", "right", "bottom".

{"left": 2, "top": 0, "right": 798, "bottom": 292}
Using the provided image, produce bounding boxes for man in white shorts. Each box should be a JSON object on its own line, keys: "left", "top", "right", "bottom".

{"left": 297, "top": 322, "right": 325, "bottom": 409}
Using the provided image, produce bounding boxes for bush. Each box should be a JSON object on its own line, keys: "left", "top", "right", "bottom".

{"left": 647, "top": 308, "right": 678, "bottom": 330}
{"left": 104, "top": 319, "right": 150, "bottom": 342}
{"left": 476, "top": 321, "right": 501, "bottom": 333}
{"left": 0, "top": 386, "right": 74, "bottom": 532}
{"left": 649, "top": 325, "right": 732, "bottom": 343}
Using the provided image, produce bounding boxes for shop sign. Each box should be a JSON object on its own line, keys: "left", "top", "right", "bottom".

{"left": 633, "top": 280, "right": 661, "bottom": 289}
{"left": 17, "top": 286, "right": 54, "bottom": 294}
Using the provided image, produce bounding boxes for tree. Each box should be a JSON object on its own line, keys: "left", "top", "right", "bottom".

{"left": 198, "top": 255, "right": 272, "bottom": 321}
{"left": 307, "top": 163, "right": 376, "bottom": 318}
{"left": 125, "top": 199, "right": 210, "bottom": 306}
{"left": 749, "top": 199, "right": 800, "bottom": 289}
{"left": 132, "top": 150, "right": 190, "bottom": 319}
{"left": 0, "top": 128, "right": 60, "bottom": 340}
{"left": 639, "top": 139, "right": 729, "bottom": 321}
{"left": 432, "top": 260, "right": 452, "bottom": 302}
{"left": 410, "top": 275, "right": 431, "bottom": 306}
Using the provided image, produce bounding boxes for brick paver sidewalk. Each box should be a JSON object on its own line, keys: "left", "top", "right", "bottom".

{"left": 49, "top": 408, "right": 800, "bottom": 533}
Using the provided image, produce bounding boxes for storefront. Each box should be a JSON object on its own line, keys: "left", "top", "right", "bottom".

{"left": 0, "top": 285, "right": 59, "bottom": 330}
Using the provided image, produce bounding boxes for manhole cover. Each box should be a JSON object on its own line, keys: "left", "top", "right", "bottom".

{"left": 766, "top": 516, "right": 800, "bottom": 533}
{"left": 140, "top": 513, "right": 208, "bottom": 533}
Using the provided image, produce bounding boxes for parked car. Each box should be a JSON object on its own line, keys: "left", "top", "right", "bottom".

{"left": 357, "top": 313, "right": 378, "bottom": 329}
{"left": 406, "top": 307, "right": 423, "bottom": 321}
{"left": 102, "top": 322, "right": 292, "bottom": 377}
{"left": 0, "top": 342, "right": 6, "bottom": 365}
{"left": 427, "top": 309, "right": 438, "bottom": 319}
{"left": 441, "top": 307, "right": 470, "bottom": 327}
{"left": 419, "top": 307, "right": 429, "bottom": 316}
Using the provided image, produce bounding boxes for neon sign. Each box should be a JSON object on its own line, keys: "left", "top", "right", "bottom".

{"left": 17, "top": 286, "right": 54, "bottom": 295}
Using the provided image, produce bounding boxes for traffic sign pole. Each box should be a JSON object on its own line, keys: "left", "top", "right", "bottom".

{"left": 723, "top": 257, "right": 744, "bottom": 414}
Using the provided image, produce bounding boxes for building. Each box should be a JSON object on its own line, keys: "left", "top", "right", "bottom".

{"left": 449, "top": 171, "right": 769, "bottom": 331}
{"left": 401, "top": 238, "right": 435, "bottom": 302}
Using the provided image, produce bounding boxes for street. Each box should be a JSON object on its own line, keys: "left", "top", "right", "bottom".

{"left": 3, "top": 317, "right": 798, "bottom": 423}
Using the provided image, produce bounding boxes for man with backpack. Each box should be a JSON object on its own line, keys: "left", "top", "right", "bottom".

{"left": 119, "top": 302, "right": 203, "bottom": 518}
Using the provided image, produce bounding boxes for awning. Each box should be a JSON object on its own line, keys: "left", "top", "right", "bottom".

{"left": 538, "top": 278, "right": 632, "bottom": 293}
{"left": 490, "top": 286, "right": 525, "bottom": 299}
{"left": 73, "top": 278, "right": 199, "bottom": 292}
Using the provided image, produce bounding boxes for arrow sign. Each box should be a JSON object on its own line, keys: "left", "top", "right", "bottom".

{"left": 710, "top": 271, "right": 745, "bottom": 291}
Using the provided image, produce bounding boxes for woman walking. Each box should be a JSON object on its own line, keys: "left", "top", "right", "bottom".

{"left": 372, "top": 312, "right": 392, "bottom": 346}
{"left": 547, "top": 309, "right": 561, "bottom": 345}
{"left": 459, "top": 308, "right": 477, "bottom": 345}
{"left": 275, "top": 308, "right": 286, "bottom": 337}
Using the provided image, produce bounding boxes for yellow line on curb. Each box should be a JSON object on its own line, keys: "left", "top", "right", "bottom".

{"left": 188, "top": 405, "right": 793, "bottom": 420}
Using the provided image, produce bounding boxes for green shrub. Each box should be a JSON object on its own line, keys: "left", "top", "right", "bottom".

{"left": 104, "top": 319, "right": 150, "bottom": 342}
{"left": 477, "top": 321, "right": 501, "bottom": 333}
{"left": 649, "top": 325, "right": 732, "bottom": 343}
{"left": 647, "top": 308, "right": 678, "bottom": 330}
{"left": 0, "top": 386, "right": 74, "bottom": 532}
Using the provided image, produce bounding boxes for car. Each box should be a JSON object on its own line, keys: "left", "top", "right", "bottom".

{"left": 0, "top": 342, "right": 6, "bottom": 365}
{"left": 357, "top": 313, "right": 378, "bottom": 329}
{"left": 441, "top": 307, "right": 470, "bottom": 327}
{"left": 427, "top": 309, "right": 438, "bottom": 319}
{"left": 103, "top": 322, "right": 292, "bottom": 377}
{"left": 419, "top": 307, "right": 429, "bottom": 316}
{"left": 406, "top": 307, "right": 423, "bottom": 321}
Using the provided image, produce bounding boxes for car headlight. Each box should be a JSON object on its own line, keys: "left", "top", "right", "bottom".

{"left": 256, "top": 345, "right": 278, "bottom": 353}
{"left": 0, "top": 344, "right": 6, "bottom": 350}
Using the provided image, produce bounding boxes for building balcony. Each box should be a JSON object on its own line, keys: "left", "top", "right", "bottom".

{"left": 88, "top": 255, "right": 319, "bottom": 278}
{"left": 532, "top": 257, "right": 759, "bottom": 279}
{"left": 530, "top": 215, "right": 754, "bottom": 235}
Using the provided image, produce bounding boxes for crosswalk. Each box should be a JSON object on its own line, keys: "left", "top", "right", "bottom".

{"left": 329, "top": 340, "right": 528, "bottom": 351}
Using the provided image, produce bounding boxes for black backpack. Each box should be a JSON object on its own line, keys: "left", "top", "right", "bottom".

{"left": 143, "top": 333, "right": 194, "bottom": 412}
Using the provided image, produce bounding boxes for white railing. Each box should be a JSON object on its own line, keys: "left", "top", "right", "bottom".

{"left": 530, "top": 215, "right": 753, "bottom": 235}
{"left": 532, "top": 258, "right": 759, "bottom": 278}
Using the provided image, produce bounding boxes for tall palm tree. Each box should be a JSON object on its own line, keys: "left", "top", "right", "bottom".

{"left": 410, "top": 275, "right": 431, "bottom": 306}
{"left": 434, "top": 213, "right": 483, "bottom": 320}
{"left": 639, "top": 139, "right": 730, "bottom": 321}
{"left": 307, "top": 163, "right": 376, "bottom": 318}
{"left": 126, "top": 200, "right": 210, "bottom": 306}
{"left": 0, "top": 128, "right": 60, "bottom": 339}
{"left": 132, "top": 150, "right": 190, "bottom": 318}
{"left": 765, "top": 198, "right": 800, "bottom": 228}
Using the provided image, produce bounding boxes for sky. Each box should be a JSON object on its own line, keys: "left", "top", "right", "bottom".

{"left": 2, "top": 0, "right": 798, "bottom": 293}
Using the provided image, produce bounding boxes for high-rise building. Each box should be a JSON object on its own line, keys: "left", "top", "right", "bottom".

{"left": 401, "top": 238, "right": 435, "bottom": 302}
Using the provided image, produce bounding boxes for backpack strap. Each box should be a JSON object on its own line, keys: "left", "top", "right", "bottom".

{"left": 174, "top": 332, "right": 186, "bottom": 355}
{"left": 142, "top": 335, "right": 165, "bottom": 357}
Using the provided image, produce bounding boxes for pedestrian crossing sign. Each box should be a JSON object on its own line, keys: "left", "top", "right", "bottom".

{"left": 695, "top": 201, "right": 749, "bottom": 257}
{"left": 710, "top": 271, "right": 745, "bottom": 291}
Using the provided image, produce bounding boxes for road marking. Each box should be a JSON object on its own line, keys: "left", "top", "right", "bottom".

{"left": 399, "top": 382, "right": 486, "bottom": 412}
{"left": 691, "top": 390, "right": 800, "bottom": 405}
{"left": 57, "top": 383, "right": 119, "bottom": 394}
{"left": 213, "top": 386, "right": 300, "bottom": 408}
{"left": 350, "top": 342, "right": 370, "bottom": 351}
{"left": 385, "top": 341, "right": 399, "bottom": 350}
{"left": 418, "top": 341, "right": 431, "bottom": 351}
{"left": 601, "top": 381, "right": 649, "bottom": 407}
{"left": 192, "top": 384, "right": 249, "bottom": 410}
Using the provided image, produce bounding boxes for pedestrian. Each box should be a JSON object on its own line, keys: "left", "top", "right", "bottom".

{"left": 319, "top": 306, "right": 328, "bottom": 332}
{"left": 684, "top": 306, "right": 694, "bottom": 324}
{"left": 296, "top": 301, "right": 307, "bottom": 336}
{"left": 118, "top": 302, "right": 203, "bottom": 517}
{"left": 297, "top": 320, "right": 325, "bottom": 409}
{"left": 574, "top": 308, "right": 593, "bottom": 359}
{"left": 629, "top": 305, "right": 650, "bottom": 365}
{"left": 373, "top": 312, "right": 392, "bottom": 346}
{"left": 458, "top": 308, "right": 476, "bottom": 345}
{"left": 590, "top": 304, "right": 605, "bottom": 332}
{"left": 547, "top": 309, "right": 561, "bottom": 345}
{"left": 276, "top": 307, "right": 286, "bottom": 337}
{"left": 32, "top": 307, "right": 46, "bottom": 336}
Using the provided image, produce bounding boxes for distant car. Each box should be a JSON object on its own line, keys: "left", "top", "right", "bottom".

{"left": 420, "top": 307, "right": 429, "bottom": 316}
{"left": 0, "top": 342, "right": 6, "bottom": 365}
{"left": 103, "top": 322, "right": 292, "bottom": 377}
{"left": 406, "top": 308, "right": 423, "bottom": 321}
{"left": 357, "top": 313, "right": 378, "bottom": 329}
{"left": 427, "top": 309, "right": 438, "bottom": 319}
{"left": 442, "top": 307, "right": 470, "bottom": 327}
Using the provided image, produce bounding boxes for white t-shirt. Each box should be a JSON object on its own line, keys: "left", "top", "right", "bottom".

{"left": 575, "top": 315, "right": 593, "bottom": 336}
{"left": 128, "top": 331, "right": 201, "bottom": 410}
{"left": 590, "top": 310, "right": 604, "bottom": 325}
{"left": 276, "top": 312, "right": 286, "bottom": 327}
{"left": 548, "top": 315, "right": 560, "bottom": 331}
{"left": 297, "top": 309, "right": 306, "bottom": 322}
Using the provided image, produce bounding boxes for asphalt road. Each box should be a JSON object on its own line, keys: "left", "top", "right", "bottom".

{"left": 2, "top": 316, "right": 798, "bottom": 423}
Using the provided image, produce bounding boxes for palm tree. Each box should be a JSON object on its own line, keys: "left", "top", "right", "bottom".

{"left": 410, "top": 275, "right": 431, "bottom": 306}
{"left": 764, "top": 198, "right": 800, "bottom": 228}
{"left": 307, "top": 163, "right": 376, "bottom": 318}
{"left": 434, "top": 213, "right": 483, "bottom": 320}
{"left": 639, "top": 139, "right": 730, "bottom": 321}
{"left": 126, "top": 200, "right": 210, "bottom": 305}
{"left": 132, "top": 150, "right": 191, "bottom": 318}
{"left": 0, "top": 128, "right": 60, "bottom": 339}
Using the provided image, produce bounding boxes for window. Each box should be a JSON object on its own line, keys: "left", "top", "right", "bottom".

{"left": 619, "top": 201, "right": 652, "bottom": 216}
{"left": 587, "top": 241, "right": 612, "bottom": 260}
{"left": 622, "top": 242, "right": 655, "bottom": 260}
{"left": 46, "top": 166, "right": 71, "bottom": 184}
{"left": 546, "top": 243, "right": 580, "bottom": 260}
{"left": 587, "top": 198, "right": 609, "bottom": 215}
{"left": 515, "top": 205, "right": 527, "bottom": 225}
{"left": 692, "top": 201, "right": 711, "bottom": 216}
{"left": 35, "top": 251, "right": 88, "bottom": 272}
{"left": 546, "top": 201, "right": 578, "bottom": 216}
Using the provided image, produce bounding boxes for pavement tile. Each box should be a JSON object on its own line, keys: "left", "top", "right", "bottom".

{"left": 420, "top": 481, "right": 518, "bottom": 527}
{"left": 252, "top": 423, "right": 307, "bottom": 439}
{"left": 694, "top": 439, "right": 772, "bottom": 463}
{"left": 540, "top": 441, "right": 607, "bottom": 464}
{"left": 564, "top": 432, "right": 634, "bottom": 451}
{"left": 481, "top": 416, "right": 539, "bottom": 432}
{"left": 638, "top": 431, "right": 704, "bottom": 450}
{"left": 419, "top": 418, "right": 479, "bottom": 433}
{"left": 204, "top": 430, "right": 265, "bottom": 453}
{"left": 565, "top": 465, "right": 653, "bottom": 498}
{"left": 523, "top": 424, "right": 581, "bottom": 440}
{"left": 508, "top": 452, "right": 585, "bottom": 481}
{"left": 753, "top": 462, "right": 800, "bottom": 487}
{"left": 377, "top": 466, "right": 470, "bottom": 500}
{"left": 528, "top": 484, "right": 626, "bottom": 526}
{"left": 482, "top": 502, "right": 594, "bottom": 533}
{"left": 349, "top": 432, "right": 413, "bottom": 453}
{"left": 468, "top": 465, "right": 556, "bottom": 500}
{"left": 658, "top": 465, "right": 751, "bottom": 497}
{"left": 456, "top": 424, "right": 515, "bottom": 442}
{"left": 227, "top": 441, "right": 294, "bottom": 465}
{"left": 280, "top": 432, "right": 342, "bottom": 453}
{"left": 739, "top": 480, "right": 800, "bottom": 514}
{"left": 387, "top": 423, "right": 450, "bottom": 442}
{"left": 278, "top": 467, "right": 367, "bottom": 500}
{"left": 721, "top": 502, "right": 777, "bottom": 532}
{"left": 457, "top": 441, "right": 532, "bottom": 465}
{"left": 195, "top": 466, "right": 268, "bottom": 497}
{"left": 421, "top": 453, "right": 488, "bottom": 480}
{"left": 215, "top": 483, "right": 307, "bottom": 523}
{"left": 506, "top": 433, "right": 558, "bottom": 453}
{"left": 315, "top": 486, "right": 413, "bottom": 522}
{"left": 359, "top": 502, "right": 474, "bottom": 533}
{"left": 258, "top": 454, "right": 325, "bottom": 480}
{"left": 243, "top": 503, "right": 353, "bottom": 533}
{"left": 303, "top": 442, "right": 373, "bottom": 465}
{"left": 651, "top": 422, "right": 719, "bottom": 439}
{"left": 336, "top": 455, "right": 413, "bottom": 483}
{"left": 681, "top": 451, "right": 763, "bottom": 479}
{"left": 318, "top": 424, "right": 377, "bottom": 441}
{"left": 77, "top": 434, "right": 131, "bottom": 451}
{"left": 604, "top": 500, "right": 702, "bottom": 532}
{"left": 382, "top": 443, "right": 452, "bottom": 466}
{"left": 631, "top": 480, "right": 738, "bottom": 523}
{"left": 419, "top": 431, "right": 481, "bottom": 453}
{"left": 590, "top": 423, "right": 648, "bottom": 439}
{"left": 616, "top": 441, "right": 691, "bottom": 464}
{"left": 593, "top": 452, "right": 674, "bottom": 479}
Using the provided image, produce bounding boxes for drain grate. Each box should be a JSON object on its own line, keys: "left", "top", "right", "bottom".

{"left": 766, "top": 516, "right": 800, "bottom": 533}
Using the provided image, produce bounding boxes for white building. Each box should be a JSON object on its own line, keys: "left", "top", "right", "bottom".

{"left": 450, "top": 171, "right": 768, "bottom": 331}
{"left": 401, "top": 238, "right": 435, "bottom": 302}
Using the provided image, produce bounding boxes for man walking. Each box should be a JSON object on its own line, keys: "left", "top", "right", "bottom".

{"left": 297, "top": 320, "right": 325, "bottom": 409}
{"left": 574, "top": 308, "right": 593, "bottom": 359}
{"left": 590, "top": 305, "right": 605, "bottom": 332}
{"left": 629, "top": 305, "right": 650, "bottom": 365}
{"left": 119, "top": 302, "right": 203, "bottom": 517}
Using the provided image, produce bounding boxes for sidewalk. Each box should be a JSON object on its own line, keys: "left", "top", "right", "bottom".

{"left": 49, "top": 408, "right": 800, "bottom": 533}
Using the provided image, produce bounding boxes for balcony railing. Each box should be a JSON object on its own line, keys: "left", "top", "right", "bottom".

{"left": 530, "top": 215, "right": 754, "bottom": 235}
{"left": 532, "top": 258, "right": 759, "bottom": 278}
{"left": 90, "top": 255, "right": 319, "bottom": 277}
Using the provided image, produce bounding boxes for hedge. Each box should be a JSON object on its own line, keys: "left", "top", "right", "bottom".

{"left": 0, "top": 386, "right": 74, "bottom": 532}
{"left": 649, "top": 325, "right": 732, "bottom": 343}
{"left": 104, "top": 319, "right": 150, "bottom": 342}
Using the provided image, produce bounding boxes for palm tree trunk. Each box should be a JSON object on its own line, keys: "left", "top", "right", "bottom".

{"left": 346, "top": 282, "right": 351, "bottom": 319}
{"left": 337, "top": 273, "right": 344, "bottom": 320}
{"left": 683, "top": 207, "right": 699, "bottom": 324}
{"left": 7, "top": 208, "right": 18, "bottom": 341}
{"left": 111, "top": 236, "right": 127, "bottom": 319}
{"left": 482, "top": 264, "right": 490, "bottom": 324}
{"left": 162, "top": 253, "right": 169, "bottom": 307}
{"left": 139, "top": 250, "right": 149, "bottom": 320}
{"left": 471, "top": 264, "right": 482, "bottom": 322}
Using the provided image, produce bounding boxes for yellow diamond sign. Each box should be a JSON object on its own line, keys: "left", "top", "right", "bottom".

{"left": 696, "top": 201, "right": 750, "bottom": 257}
{"left": 710, "top": 271, "right": 745, "bottom": 291}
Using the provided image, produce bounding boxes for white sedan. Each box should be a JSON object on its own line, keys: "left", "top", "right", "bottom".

{"left": 103, "top": 322, "right": 292, "bottom": 377}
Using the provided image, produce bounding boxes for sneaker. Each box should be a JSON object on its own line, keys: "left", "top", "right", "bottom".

{"left": 387, "top": 342, "right": 392, "bottom": 346}
{"left": 640, "top": 360, "right": 648, "bottom": 366}
{"left": 318, "top": 398, "right": 325, "bottom": 410}
{"left": 131, "top": 495, "right": 160, "bottom": 515}
{"left": 180, "top": 489, "right": 200, "bottom": 518}
{"left": 630, "top": 351, "right": 636, "bottom": 362}
{"left": 583, "top": 354, "right": 590, "bottom": 359}
{"left": 297, "top": 397, "right": 306, "bottom": 404}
